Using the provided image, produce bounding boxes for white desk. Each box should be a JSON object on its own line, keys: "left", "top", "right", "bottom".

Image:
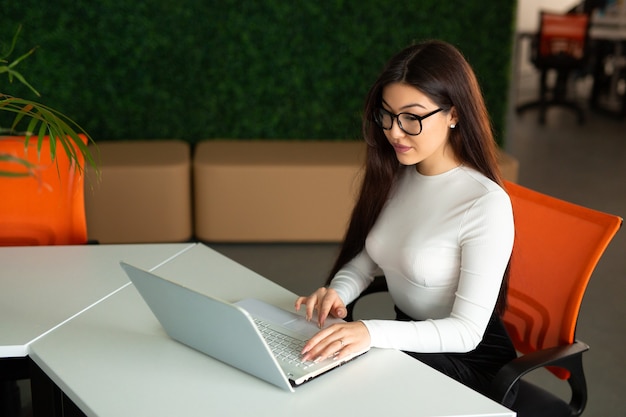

{"left": 0, "top": 243, "right": 195, "bottom": 358}
{"left": 28, "top": 244, "right": 515, "bottom": 417}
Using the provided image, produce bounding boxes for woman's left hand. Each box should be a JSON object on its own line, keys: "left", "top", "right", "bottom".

{"left": 301, "top": 321, "right": 371, "bottom": 363}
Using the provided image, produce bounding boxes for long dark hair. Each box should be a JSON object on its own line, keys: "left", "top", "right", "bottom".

{"left": 326, "top": 40, "right": 509, "bottom": 314}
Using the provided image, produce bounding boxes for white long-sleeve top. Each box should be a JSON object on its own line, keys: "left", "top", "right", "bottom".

{"left": 329, "top": 165, "right": 514, "bottom": 353}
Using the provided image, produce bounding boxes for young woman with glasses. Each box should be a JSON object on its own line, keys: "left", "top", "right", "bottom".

{"left": 295, "top": 39, "right": 516, "bottom": 397}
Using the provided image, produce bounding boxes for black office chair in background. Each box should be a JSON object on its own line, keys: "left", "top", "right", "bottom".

{"left": 516, "top": 11, "right": 591, "bottom": 124}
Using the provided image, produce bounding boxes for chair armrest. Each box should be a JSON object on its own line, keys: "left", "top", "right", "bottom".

{"left": 490, "top": 340, "right": 589, "bottom": 409}
{"left": 345, "top": 275, "right": 388, "bottom": 322}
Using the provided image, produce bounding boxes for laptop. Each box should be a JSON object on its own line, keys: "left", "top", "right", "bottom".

{"left": 119, "top": 262, "right": 368, "bottom": 392}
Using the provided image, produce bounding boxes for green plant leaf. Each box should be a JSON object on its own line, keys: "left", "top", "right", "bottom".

{"left": 0, "top": 95, "right": 98, "bottom": 178}
{"left": 7, "top": 47, "right": 38, "bottom": 70}
{"left": 0, "top": 24, "right": 21, "bottom": 61}
{"left": 0, "top": 153, "right": 36, "bottom": 177}
{"left": 1, "top": 25, "right": 97, "bottom": 179}
{"left": 4, "top": 66, "right": 40, "bottom": 97}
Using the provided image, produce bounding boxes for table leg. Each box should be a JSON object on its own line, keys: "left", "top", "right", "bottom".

{"left": 0, "top": 357, "right": 29, "bottom": 417}
{"left": 29, "top": 359, "right": 86, "bottom": 417}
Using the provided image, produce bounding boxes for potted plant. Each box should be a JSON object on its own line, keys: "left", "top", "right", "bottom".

{"left": 0, "top": 25, "right": 97, "bottom": 178}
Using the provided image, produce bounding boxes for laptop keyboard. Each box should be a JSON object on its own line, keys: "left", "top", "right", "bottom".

{"left": 254, "top": 319, "right": 316, "bottom": 369}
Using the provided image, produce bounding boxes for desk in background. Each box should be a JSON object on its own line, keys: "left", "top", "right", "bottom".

{"left": 589, "top": 9, "right": 626, "bottom": 117}
{"left": 514, "top": 7, "right": 626, "bottom": 120}
{"left": 25, "top": 243, "right": 515, "bottom": 417}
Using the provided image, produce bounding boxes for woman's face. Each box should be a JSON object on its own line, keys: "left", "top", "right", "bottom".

{"left": 380, "top": 82, "right": 458, "bottom": 175}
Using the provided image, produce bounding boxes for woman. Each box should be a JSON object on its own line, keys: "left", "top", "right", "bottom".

{"left": 295, "top": 40, "right": 516, "bottom": 397}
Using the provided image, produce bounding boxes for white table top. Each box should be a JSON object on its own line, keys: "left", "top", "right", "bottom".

{"left": 0, "top": 243, "right": 195, "bottom": 357}
{"left": 29, "top": 244, "right": 515, "bottom": 417}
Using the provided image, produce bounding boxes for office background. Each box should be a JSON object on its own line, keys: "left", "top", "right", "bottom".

{"left": 4, "top": 0, "right": 625, "bottom": 416}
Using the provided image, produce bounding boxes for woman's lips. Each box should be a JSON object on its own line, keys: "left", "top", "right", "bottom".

{"left": 392, "top": 143, "right": 412, "bottom": 153}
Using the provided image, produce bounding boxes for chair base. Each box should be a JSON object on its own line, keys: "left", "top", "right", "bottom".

{"left": 516, "top": 99, "right": 585, "bottom": 125}
{"left": 517, "top": 66, "right": 586, "bottom": 125}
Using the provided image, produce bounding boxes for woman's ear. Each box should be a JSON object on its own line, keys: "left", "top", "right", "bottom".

{"left": 448, "top": 107, "right": 459, "bottom": 128}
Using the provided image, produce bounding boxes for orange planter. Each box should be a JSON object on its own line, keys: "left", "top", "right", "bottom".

{"left": 0, "top": 134, "right": 88, "bottom": 245}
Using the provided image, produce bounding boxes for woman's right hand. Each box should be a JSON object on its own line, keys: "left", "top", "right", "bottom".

{"left": 295, "top": 287, "right": 347, "bottom": 328}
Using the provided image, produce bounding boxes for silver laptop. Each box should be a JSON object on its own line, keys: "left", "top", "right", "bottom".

{"left": 120, "top": 262, "right": 368, "bottom": 392}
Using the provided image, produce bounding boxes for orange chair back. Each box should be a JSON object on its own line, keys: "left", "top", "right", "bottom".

{"left": 503, "top": 181, "right": 621, "bottom": 379}
{"left": 538, "top": 12, "right": 589, "bottom": 60}
{"left": 0, "top": 135, "right": 88, "bottom": 245}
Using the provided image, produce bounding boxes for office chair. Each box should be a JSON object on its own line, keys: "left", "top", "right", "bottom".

{"left": 345, "top": 181, "right": 622, "bottom": 417}
{"left": 0, "top": 134, "right": 88, "bottom": 245}
{"left": 516, "top": 11, "right": 590, "bottom": 124}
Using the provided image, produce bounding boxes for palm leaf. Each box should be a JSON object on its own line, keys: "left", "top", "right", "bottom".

{"left": 0, "top": 94, "right": 98, "bottom": 178}
{"left": 0, "top": 24, "right": 22, "bottom": 61}
{"left": 0, "top": 152, "right": 36, "bottom": 177}
{"left": 1, "top": 25, "right": 97, "bottom": 179}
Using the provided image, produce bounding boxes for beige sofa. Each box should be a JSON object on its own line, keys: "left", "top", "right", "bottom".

{"left": 193, "top": 140, "right": 519, "bottom": 242}
{"left": 84, "top": 140, "right": 193, "bottom": 243}
{"left": 84, "top": 140, "right": 519, "bottom": 243}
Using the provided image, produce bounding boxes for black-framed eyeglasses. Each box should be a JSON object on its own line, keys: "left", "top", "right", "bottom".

{"left": 374, "top": 107, "right": 443, "bottom": 136}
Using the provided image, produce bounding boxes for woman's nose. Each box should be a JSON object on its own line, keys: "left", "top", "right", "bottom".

{"left": 389, "top": 118, "right": 405, "bottom": 138}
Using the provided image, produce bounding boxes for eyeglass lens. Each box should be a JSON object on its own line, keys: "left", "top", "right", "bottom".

{"left": 376, "top": 110, "right": 422, "bottom": 135}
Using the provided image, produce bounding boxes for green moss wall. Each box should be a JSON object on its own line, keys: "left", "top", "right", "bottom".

{"left": 2, "top": 1, "right": 516, "bottom": 145}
